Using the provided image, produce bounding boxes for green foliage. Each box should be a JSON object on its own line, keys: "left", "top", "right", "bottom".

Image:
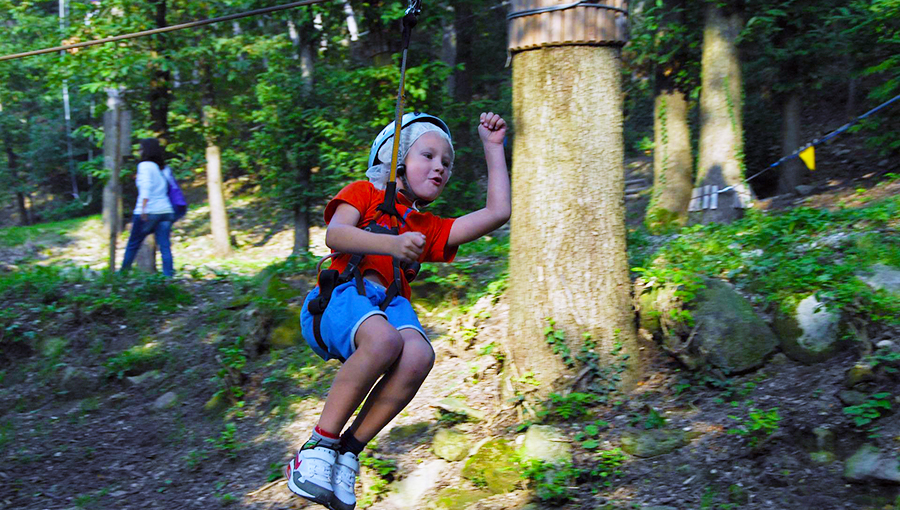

{"left": 205, "top": 423, "right": 241, "bottom": 459}
{"left": 103, "top": 342, "right": 168, "bottom": 379}
{"left": 539, "top": 392, "right": 597, "bottom": 421}
{"left": 843, "top": 392, "right": 892, "bottom": 427}
{"left": 633, "top": 199, "right": 900, "bottom": 325}
{"left": 522, "top": 460, "right": 583, "bottom": 503}
{"left": 543, "top": 318, "right": 574, "bottom": 367}
{"left": 358, "top": 452, "right": 398, "bottom": 507}
{"left": 727, "top": 407, "right": 780, "bottom": 447}
{"left": 588, "top": 447, "right": 627, "bottom": 488}
{"left": 574, "top": 420, "right": 611, "bottom": 450}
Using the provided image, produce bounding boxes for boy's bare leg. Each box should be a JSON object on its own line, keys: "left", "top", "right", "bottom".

{"left": 345, "top": 329, "right": 435, "bottom": 443}
{"left": 316, "top": 315, "right": 404, "bottom": 435}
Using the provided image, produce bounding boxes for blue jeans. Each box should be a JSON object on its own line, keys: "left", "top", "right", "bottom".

{"left": 120, "top": 213, "right": 175, "bottom": 277}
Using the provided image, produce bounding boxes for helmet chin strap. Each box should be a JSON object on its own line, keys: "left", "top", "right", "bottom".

{"left": 398, "top": 173, "right": 428, "bottom": 209}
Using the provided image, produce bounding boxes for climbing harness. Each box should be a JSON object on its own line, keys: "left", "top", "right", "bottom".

{"left": 308, "top": 0, "right": 442, "bottom": 358}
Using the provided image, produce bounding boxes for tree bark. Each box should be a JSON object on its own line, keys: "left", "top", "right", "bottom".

{"left": 694, "top": 4, "right": 746, "bottom": 224}
{"left": 103, "top": 94, "right": 129, "bottom": 271}
{"left": 508, "top": 46, "right": 642, "bottom": 403}
{"left": 647, "top": 90, "right": 693, "bottom": 232}
{"left": 149, "top": 0, "right": 170, "bottom": 142}
{"left": 4, "top": 145, "right": 29, "bottom": 226}
{"left": 441, "top": 3, "right": 457, "bottom": 98}
{"left": 776, "top": 92, "right": 804, "bottom": 195}
{"left": 453, "top": 1, "right": 474, "bottom": 101}
{"left": 205, "top": 145, "right": 232, "bottom": 258}
{"left": 135, "top": 233, "right": 157, "bottom": 273}
{"left": 202, "top": 65, "right": 232, "bottom": 258}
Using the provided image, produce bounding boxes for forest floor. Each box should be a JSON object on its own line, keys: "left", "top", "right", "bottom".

{"left": 0, "top": 158, "right": 899, "bottom": 510}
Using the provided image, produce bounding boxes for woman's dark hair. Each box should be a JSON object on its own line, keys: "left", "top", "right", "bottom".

{"left": 139, "top": 138, "right": 166, "bottom": 168}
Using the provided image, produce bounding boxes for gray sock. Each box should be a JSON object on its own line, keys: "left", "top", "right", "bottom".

{"left": 303, "top": 426, "right": 340, "bottom": 450}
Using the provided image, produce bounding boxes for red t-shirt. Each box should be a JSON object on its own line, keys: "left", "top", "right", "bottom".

{"left": 322, "top": 181, "right": 458, "bottom": 299}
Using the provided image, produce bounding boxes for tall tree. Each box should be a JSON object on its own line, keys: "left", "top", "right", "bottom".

{"left": 508, "top": 14, "right": 642, "bottom": 401}
{"left": 694, "top": 2, "right": 747, "bottom": 224}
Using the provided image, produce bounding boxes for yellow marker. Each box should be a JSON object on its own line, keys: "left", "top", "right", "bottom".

{"left": 799, "top": 145, "right": 816, "bottom": 171}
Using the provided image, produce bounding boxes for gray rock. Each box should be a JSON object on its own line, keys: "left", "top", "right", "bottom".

{"left": 838, "top": 390, "right": 868, "bottom": 406}
{"left": 620, "top": 429, "right": 696, "bottom": 458}
{"left": 844, "top": 444, "right": 900, "bottom": 484}
{"left": 795, "top": 185, "right": 815, "bottom": 196}
{"left": 519, "top": 425, "right": 572, "bottom": 465}
{"left": 433, "top": 396, "right": 485, "bottom": 421}
{"left": 876, "top": 340, "right": 897, "bottom": 351}
{"left": 689, "top": 279, "right": 779, "bottom": 373}
{"left": 59, "top": 367, "right": 99, "bottom": 400}
{"left": 153, "top": 391, "right": 178, "bottom": 410}
{"left": 432, "top": 428, "right": 470, "bottom": 462}
{"left": 385, "top": 459, "right": 447, "bottom": 510}
{"left": 773, "top": 295, "right": 843, "bottom": 364}
{"left": 845, "top": 363, "right": 876, "bottom": 388}
{"left": 857, "top": 264, "right": 900, "bottom": 294}
{"left": 126, "top": 370, "right": 161, "bottom": 386}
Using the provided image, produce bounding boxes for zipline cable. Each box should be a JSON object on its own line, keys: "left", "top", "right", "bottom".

{"left": 716, "top": 92, "right": 900, "bottom": 195}
{"left": 0, "top": 0, "right": 329, "bottom": 62}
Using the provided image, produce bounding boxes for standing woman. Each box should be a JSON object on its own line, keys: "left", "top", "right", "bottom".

{"left": 120, "top": 138, "right": 176, "bottom": 277}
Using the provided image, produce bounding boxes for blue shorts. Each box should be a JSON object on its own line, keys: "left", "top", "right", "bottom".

{"left": 300, "top": 279, "right": 427, "bottom": 362}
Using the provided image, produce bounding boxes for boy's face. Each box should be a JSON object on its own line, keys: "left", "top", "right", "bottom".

{"left": 400, "top": 131, "right": 453, "bottom": 202}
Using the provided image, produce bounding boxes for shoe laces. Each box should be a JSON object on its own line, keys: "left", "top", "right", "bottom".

{"left": 334, "top": 463, "right": 357, "bottom": 488}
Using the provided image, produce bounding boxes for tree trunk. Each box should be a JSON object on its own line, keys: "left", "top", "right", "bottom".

{"left": 135, "top": 233, "right": 157, "bottom": 273}
{"left": 694, "top": 4, "right": 746, "bottom": 224}
{"left": 508, "top": 46, "right": 642, "bottom": 404}
{"left": 149, "top": 0, "right": 170, "bottom": 142}
{"left": 776, "top": 92, "right": 804, "bottom": 195}
{"left": 441, "top": 3, "right": 457, "bottom": 98}
{"left": 293, "top": 199, "right": 309, "bottom": 254}
{"left": 103, "top": 91, "right": 130, "bottom": 270}
{"left": 453, "top": 0, "right": 474, "bottom": 101}
{"left": 289, "top": 17, "right": 315, "bottom": 255}
{"left": 205, "top": 145, "right": 232, "bottom": 258}
{"left": 4, "top": 145, "right": 29, "bottom": 226}
{"left": 647, "top": 90, "right": 693, "bottom": 232}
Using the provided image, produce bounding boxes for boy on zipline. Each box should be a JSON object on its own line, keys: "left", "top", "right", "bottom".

{"left": 286, "top": 111, "right": 510, "bottom": 510}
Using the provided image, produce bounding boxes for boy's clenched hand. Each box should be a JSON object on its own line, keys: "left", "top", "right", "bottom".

{"left": 392, "top": 231, "right": 426, "bottom": 263}
{"left": 478, "top": 112, "right": 507, "bottom": 147}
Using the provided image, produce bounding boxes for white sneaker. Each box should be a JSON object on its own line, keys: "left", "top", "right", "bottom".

{"left": 330, "top": 451, "right": 359, "bottom": 510}
{"left": 285, "top": 445, "right": 337, "bottom": 506}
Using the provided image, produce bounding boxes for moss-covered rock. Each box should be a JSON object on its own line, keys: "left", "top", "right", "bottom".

{"left": 431, "top": 487, "right": 493, "bottom": 510}
{"left": 689, "top": 279, "right": 778, "bottom": 373}
{"left": 388, "top": 421, "right": 430, "bottom": 441}
{"left": 519, "top": 425, "right": 572, "bottom": 465}
{"left": 462, "top": 439, "right": 521, "bottom": 494}
{"left": 433, "top": 427, "right": 470, "bottom": 461}
{"left": 620, "top": 429, "right": 695, "bottom": 458}
{"left": 268, "top": 305, "right": 304, "bottom": 349}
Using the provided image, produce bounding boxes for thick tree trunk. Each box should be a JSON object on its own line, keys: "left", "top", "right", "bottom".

{"left": 103, "top": 92, "right": 130, "bottom": 270}
{"left": 695, "top": 5, "right": 746, "bottom": 224}
{"left": 508, "top": 46, "right": 642, "bottom": 403}
{"left": 149, "top": 0, "right": 170, "bottom": 141}
{"left": 205, "top": 145, "right": 232, "bottom": 258}
{"left": 4, "top": 146, "right": 29, "bottom": 226}
{"left": 776, "top": 92, "right": 804, "bottom": 195}
{"left": 646, "top": 90, "right": 693, "bottom": 232}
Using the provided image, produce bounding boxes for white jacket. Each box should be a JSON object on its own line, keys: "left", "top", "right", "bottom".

{"left": 134, "top": 161, "right": 174, "bottom": 215}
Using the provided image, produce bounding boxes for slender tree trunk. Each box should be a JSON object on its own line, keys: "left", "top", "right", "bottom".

{"left": 202, "top": 65, "right": 232, "bottom": 258}
{"left": 776, "top": 92, "right": 804, "bottom": 195}
{"left": 4, "top": 146, "right": 29, "bottom": 226}
{"left": 103, "top": 91, "right": 129, "bottom": 271}
{"left": 149, "top": 0, "right": 170, "bottom": 142}
{"left": 647, "top": 90, "right": 693, "bottom": 232}
{"left": 290, "top": 17, "right": 315, "bottom": 254}
{"left": 453, "top": 0, "right": 473, "bottom": 101}
{"left": 694, "top": 4, "right": 746, "bottom": 224}
{"left": 508, "top": 46, "right": 642, "bottom": 403}
{"left": 135, "top": 234, "right": 157, "bottom": 272}
{"left": 205, "top": 145, "right": 231, "bottom": 258}
{"left": 441, "top": 3, "right": 457, "bottom": 98}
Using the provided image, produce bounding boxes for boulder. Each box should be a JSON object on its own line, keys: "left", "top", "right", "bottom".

{"left": 844, "top": 444, "right": 900, "bottom": 484}
{"left": 431, "top": 487, "right": 493, "bottom": 510}
{"left": 519, "top": 425, "right": 572, "bottom": 465}
{"left": 689, "top": 279, "right": 779, "bottom": 373}
{"left": 153, "top": 391, "right": 178, "bottom": 411}
{"left": 59, "top": 367, "right": 99, "bottom": 400}
{"left": 385, "top": 459, "right": 447, "bottom": 510}
{"left": 857, "top": 264, "right": 900, "bottom": 294}
{"left": 461, "top": 439, "right": 520, "bottom": 494}
{"left": 433, "top": 428, "right": 470, "bottom": 462}
{"left": 773, "top": 295, "right": 844, "bottom": 364}
{"left": 434, "top": 396, "right": 485, "bottom": 422}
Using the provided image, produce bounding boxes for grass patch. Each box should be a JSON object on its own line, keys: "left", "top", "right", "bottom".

{"left": 0, "top": 215, "right": 96, "bottom": 248}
